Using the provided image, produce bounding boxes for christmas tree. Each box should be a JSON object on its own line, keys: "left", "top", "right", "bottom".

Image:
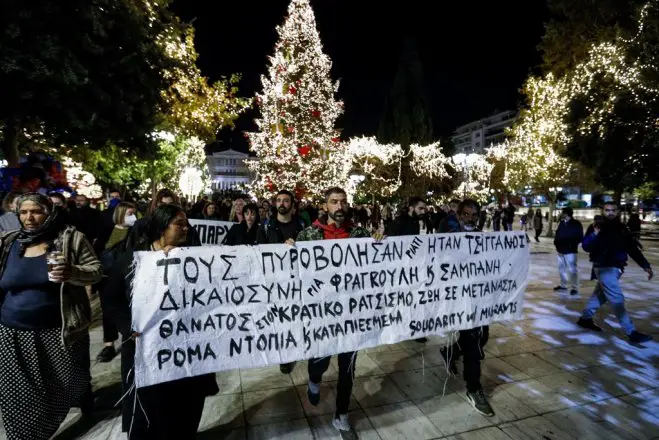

{"left": 247, "top": 0, "right": 345, "bottom": 199}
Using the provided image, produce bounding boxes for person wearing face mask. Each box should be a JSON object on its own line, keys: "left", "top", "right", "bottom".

{"left": 256, "top": 190, "right": 305, "bottom": 374}
{"left": 553, "top": 207, "right": 584, "bottom": 296}
{"left": 577, "top": 202, "right": 654, "bottom": 344}
{"left": 439, "top": 199, "right": 495, "bottom": 418}
{"left": 297, "top": 187, "right": 373, "bottom": 440}
{"left": 223, "top": 203, "right": 260, "bottom": 245}
{"left": 93, "top": 202, "right": 137, "bottom": 362}
{"left": 385, "top": 197, "right": 429, "bottom": 343}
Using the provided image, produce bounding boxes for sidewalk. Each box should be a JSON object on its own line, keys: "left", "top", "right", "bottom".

{"left": 5, "top": 236, "right": 659, "bottom": 440}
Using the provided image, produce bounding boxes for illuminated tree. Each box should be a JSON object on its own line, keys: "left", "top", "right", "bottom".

{"left": 344, "top": 136, "right": 404, "bottom": 199}
{"left": 60, "top": 8, "right": 246, "bottom": 194}
{"left": 0, "top": 0, "right": 246, "bottom": 190}
{"left": 159, "top": 25, "right": 248, "bottom": 141}
{"left": 561, "top": 1, "right": 659, "bottom": 201}
{"left": 449, "top": 153, "right": 495, "bottom": 202}
{"left": 246, "top": 0, "right": 345, "bottom": 199}
{"left": 68, "top": 132, "right": 209, "bottom": 196}
{"left": 504, "top": 74, "right": 573, "bottom": 236}
{"left": 0, "top": 0, "right": 176, "bottom": 166}
{"left": 539, "top": 0, "right": 646, "bottom": 76}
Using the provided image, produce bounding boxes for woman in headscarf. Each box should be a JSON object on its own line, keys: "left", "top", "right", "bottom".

{"left": 223, "top": 202, "right": 260, "bottom": 246}
{"left": 0, "top": 193, "right": 102, "bottom": 440}
{"left": 102, "top": 204, "right": 218, "bottom": 439}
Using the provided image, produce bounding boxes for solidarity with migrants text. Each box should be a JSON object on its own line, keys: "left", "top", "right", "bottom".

{"left": 130, "top": 231, "right": 529, "bottom": 387}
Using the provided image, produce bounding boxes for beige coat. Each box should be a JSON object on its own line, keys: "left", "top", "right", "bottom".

{"left": 0, "top": 226, "right": 102, "bottom": 347}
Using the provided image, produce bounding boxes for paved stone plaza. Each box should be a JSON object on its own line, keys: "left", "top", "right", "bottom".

{"left": 2, "top": 236, "right": 658, "bottom": 440}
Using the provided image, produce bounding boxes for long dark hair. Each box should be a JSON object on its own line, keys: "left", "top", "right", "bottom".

{"left": 145, "top": 204, "right": 185, "bottom": 243}
{"left": 243, "top": 203, "right": 260, "bottom": 226}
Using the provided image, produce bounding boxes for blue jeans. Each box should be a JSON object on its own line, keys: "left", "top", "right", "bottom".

{"left": 581, "top": 267, "right": 635, "bottom": 335}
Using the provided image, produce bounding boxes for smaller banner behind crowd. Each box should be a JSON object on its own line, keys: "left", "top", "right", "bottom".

{"left": 188, "top": 219, "right": 236, "bottom": 245}
{"left": 131, "top": 232, "right": 530, "bottom": 388}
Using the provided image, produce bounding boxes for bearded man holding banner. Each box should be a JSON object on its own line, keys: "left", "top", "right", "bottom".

{"left": 256, "top": 189, "right": 305, "bottom": 374}
{"left": 438, "top": 199, "right": 495, "bottom": 417}
{"left": 297, "top": 187, "right": 373, "bottom": 440}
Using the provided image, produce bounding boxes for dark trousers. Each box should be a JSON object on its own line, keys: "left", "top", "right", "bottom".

{"left": 308, "top": 352, "right": 356, "bottom": 416}
{"left": 535, "top": 228, "right": 542, "bottom": 241}
{"left": 97, "top": 279, "right": 119, "bottom": 343}
{"left": 452, "top": 326, "right": 489, "bottom": 393}
{"left": 121, "top": 339, "right": 211, "bottom": 439}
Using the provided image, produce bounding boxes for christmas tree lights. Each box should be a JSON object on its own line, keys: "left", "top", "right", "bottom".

{"left": 246, "top": 0, "right": 345, "bottom": 198}
{"left": 343, "top": 136, "right": 405, "bottom": 197}
{"left": 449, "top": 153, "right": 495, "bottom": 202}
{"left": 409, "top": 141, "right": 450, "bottom": 179}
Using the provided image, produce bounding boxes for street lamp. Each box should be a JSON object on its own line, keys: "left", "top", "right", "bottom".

{"left": 179, "top": 167, "right": 204, "bottom": 202}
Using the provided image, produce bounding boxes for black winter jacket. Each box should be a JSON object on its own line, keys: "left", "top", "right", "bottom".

{"left": 554, "top": 218, "right": 584, "bottom": 254}
{"left": 385, "top": 213, "right": 420, "bottom": 236}
{"left": 256, "top": 218, "right": 305, "bottom": 244}
{"left": 582, "top": 220, "right": 650, "bottom": 269}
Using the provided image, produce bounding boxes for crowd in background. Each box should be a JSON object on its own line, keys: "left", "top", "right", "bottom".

{"left": 0, "top": 186, "right": 653, "bottom": 440}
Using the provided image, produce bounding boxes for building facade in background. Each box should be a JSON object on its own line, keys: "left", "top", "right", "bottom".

{"left": 452, "top": 110, "right": 517, "bottom": 154}
{"left": 206, "top": 149, "right": 255, "bottom": 191}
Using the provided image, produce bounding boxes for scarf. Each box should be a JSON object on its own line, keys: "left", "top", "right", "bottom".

{"left": 14, "top": 193, "right": 65, "bottom": 255}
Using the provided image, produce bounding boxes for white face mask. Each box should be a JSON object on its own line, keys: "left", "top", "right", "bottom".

{"left": 463, "top": 224, "right": 475, "bottom": 232}
{"left": 124, "top": 214, "right": 137, "bottom": 227}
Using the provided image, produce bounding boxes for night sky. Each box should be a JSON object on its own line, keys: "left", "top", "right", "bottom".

{"left": 171, "top": 0, "right": 548, "bottom": 153}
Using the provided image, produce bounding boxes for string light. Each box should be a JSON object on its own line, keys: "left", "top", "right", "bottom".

{"left": 449, "top": 153, "right": 495, "bottom": 201}
{"left": 409, "top": 142, "right": 450, "bottom": 179}
{"left": 246, "top": 0, "right": 345, "bottom": 198}
{"left": 343, "top": 136, "right": 404, "bottom": 197}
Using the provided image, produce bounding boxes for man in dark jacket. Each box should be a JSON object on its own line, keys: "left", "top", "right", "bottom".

{"left": 297, "top": 187, "right": 371, "bottom": 440}
{"left": 70, "top": 194, "right": 101, "bottom": 243}
{"left": 504, "top": 202, "right": 516, "bottom": 231}
{"left": 553, "top": 207, "right": 584, "bottom": 295}
{"left": 256, "top": 190, "right": 305, "bottom": 374}
{"left": 440, "top": 199, "right": 495, "bottom": 417}
{"left": 577, "top": 202, "right": 654, "bottom": 344}
{"left": 385, "top": 196, "right": 426, "bottom": 237}
{"left": 386, "top": 197, "right": 428, "bottom": 342}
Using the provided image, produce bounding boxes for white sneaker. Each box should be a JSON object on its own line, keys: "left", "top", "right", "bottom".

{"left": 332, "top": 415, "right": 359, "bottom": 440}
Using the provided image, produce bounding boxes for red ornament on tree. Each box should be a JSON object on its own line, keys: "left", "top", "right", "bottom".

{"left": 311, "top": 109, "right": 321, "bottom": 118}
{"left": 280, "top": 111, "right": 286, "bottom": 116}
{"left": 298, "top": 145, "right": 311, "bottom": 156}
{"left": 287, "top": 126, "right": 295, "bottom": 133}
{"left": 295, "top": 79, "right": 301, "bottom": 85}
{"left": 331, "top": 137, "right": 340, "bottom": 143}
{"left": 288, "top": 85, "right": 297, "bottom": 94}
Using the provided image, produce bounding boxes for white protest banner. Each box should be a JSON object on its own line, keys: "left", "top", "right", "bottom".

{"left": 188, "top": 219, "right": 236, "bottom": 246}
{"left": 131, "top": 231, "right": 529, "bottom": 388}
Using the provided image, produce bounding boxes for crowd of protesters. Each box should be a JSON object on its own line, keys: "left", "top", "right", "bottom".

{"left": 0, "top": 186, "right": 653, "bottom": 440}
